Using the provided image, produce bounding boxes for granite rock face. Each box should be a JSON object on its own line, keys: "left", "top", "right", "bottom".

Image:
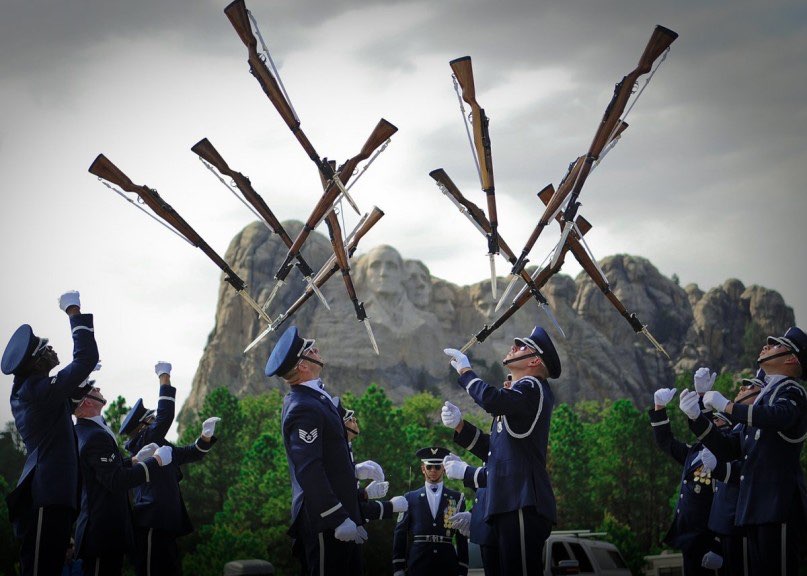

{"left": 177, "top": 221, "right": 795, "bottom": 429}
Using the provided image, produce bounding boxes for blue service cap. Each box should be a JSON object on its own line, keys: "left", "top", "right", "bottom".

{"left": 119, "top": 399, "right": 155, "bottom": 436}
{"left": 265, "top": 326, "right": 306, "bottom": 377}
{"left": 514, "top": 325, "right": 561, "bottom": 379}
{"left": 741, "top": 368, "right": 766, "bottom": 389}
{"left": 416, "top": 446, "right": 450, "bottom": 465}
{"left": 2, "top": 324, "right": 46, "bottom": 376}
{"left": 767, "top": 326, "right": 807, "bottom": 372}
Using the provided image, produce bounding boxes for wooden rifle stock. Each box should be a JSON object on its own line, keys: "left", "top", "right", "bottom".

{"left": 275, "top": 207, "right": 384, "bottom": 332}
{"left": 319, "top": 161, "right": 367, "bottom": 322}
{"left": 89, "top": 154, "right": 272, "bottom": 325}
{"left": 276, "top": 119, "right": 397, "bottom": 281}
{"left": 450, "top": 56, "right": 498, "bottom": 256}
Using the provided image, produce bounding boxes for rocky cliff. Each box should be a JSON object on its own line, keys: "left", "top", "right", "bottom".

{"left": 177, "top": 220, "right": 795, "bottom": 429}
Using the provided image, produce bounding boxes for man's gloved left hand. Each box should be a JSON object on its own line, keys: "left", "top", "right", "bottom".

{"left": 679, "top": 389, "right": 701, "bottom": 420}
{"left": 364, "top": 480, "right": 389, "bottom": 499}
{"left": 201, "top": 416, "right": 221, "bottom": 438}
{"left": 441, "top": 401, "right": 462, "bottom": 428}
{"left": 58, "top": 290, "right": 81, "bottom": 312}
{"left": 355, "top": 460, "right": 385, "bottom": 482}
{"left": 443, "top": 348, "right": 471, "bottom": 374}
{"left": 448, "top": 511, "right": 471, "bottom": 537}
{"left": 703, "top": 390, "right": 730, "bottom": 412}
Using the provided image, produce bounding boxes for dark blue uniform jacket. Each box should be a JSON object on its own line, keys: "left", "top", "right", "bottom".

{"left": 454, "top": 371, "right": 556, "bottom": 523}
{"left": 282, "top": 384, "right": 361, "bottom": 533}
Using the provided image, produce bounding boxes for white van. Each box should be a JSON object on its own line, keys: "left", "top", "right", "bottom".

{"left": 467, "top": 530, "right": 632, "bottom": 576}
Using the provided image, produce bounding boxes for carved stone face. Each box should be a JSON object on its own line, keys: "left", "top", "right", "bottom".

{"left": 405, "top": 260, "right": 431, "bottom": 308}
{"left": 432, "top": 283, "right": 456, "bottom": 326}
{"left": 364, "top": 246, "right": 404, "bottom": 297}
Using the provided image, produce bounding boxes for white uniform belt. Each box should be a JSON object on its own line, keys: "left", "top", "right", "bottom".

{"left": 413, "top": 535, "right": 452, "bottom": 543}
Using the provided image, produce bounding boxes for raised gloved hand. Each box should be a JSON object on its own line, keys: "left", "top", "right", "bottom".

{"left": 443, "top": 455, "right": 468, "bottom": 480}
{"left": 355, "top": 460, "right": 385, "bottom": 482}
{"left": 154, "top": 445, "right": 173, "bottom": 466}
{"left": 441, "top": 401, "right": 462, "bottom": 428}
{"left": 154, "top": 361, "right": 172, "bottom": 377}
{"left": 443, "top": 348, "right": 471, "bottom": 374}
{"left": 701, "top": 551, "right": 723, "bottom": 570}
{"left": 390, "top": 495, "right": 408, "bottom": 513}
{"left": 679, "top": 389, "right": 701, "bottom": 420}
{"left": 364, "top": 480, "right": 389, "bottom": 499}
{"left": 449, "top": 511, "right": 471, "bottom": 537}
{"left": 699, "top": 448, "right": 717, "bottom": 473}
{"left": 703, "top": 390, "right": 729, "bottom": 413}
{"left": 58, "top": 290, "right": 81, "bottom": 312}
{"left": 135, "top": 442, "right": 159, "bottom": 462}
{"left": 354, "top": 525, "right": 368, "bottom": 544}
{"left": 334, "top": 517, "right": 358, "bottom": 542}
{"left": 694, "top": 367, "right": 717, "bottom": 394}
{"left": 201, "top": 416, "right": 221, "bottom": 438}
{"left": 653, "top": 388, "right": 677, "bottom": 407}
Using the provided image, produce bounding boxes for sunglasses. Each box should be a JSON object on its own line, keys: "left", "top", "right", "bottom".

{"left": 425, "top": 464, "right": 442, "bottom": 471}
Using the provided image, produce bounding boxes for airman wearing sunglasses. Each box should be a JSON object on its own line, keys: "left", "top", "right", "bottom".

{"left": 392, "top": 446, "right": 468, "bottom": 576}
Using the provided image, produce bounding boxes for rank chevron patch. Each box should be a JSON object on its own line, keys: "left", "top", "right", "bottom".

{"left": 299, "top": 428, "right": 318, "bottom": 444}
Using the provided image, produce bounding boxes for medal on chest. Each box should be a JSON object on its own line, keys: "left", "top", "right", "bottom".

{"left": 496, "top": 416, "right": 503, "bottom": 433}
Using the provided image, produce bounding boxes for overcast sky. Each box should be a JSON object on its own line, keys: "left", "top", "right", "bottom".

{"left": 2, "top": 0, "right": 805, "bottom": 436}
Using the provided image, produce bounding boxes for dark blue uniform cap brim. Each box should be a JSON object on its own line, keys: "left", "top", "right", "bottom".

{"left": 119, "top": 398, "right": 146, "bottom": 436}
{"left": 515, "top": 326, "right": 561, "bottom": 379}
{"left": 265, "top": 326, "right": 305, "bottom": 377}
{"left": 2, "top": 324, "right": 39, "bottom": 376}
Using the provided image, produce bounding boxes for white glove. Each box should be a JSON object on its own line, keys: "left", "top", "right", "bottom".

{"left": 653, "top": 388, "right": 677, "bottom": 407}
{"left": 334, "top": 517, "right": 358, "bottom": 542}
{"left": 679, "top": 389, "right": 701, "bottom": 420}
{"left": 394, "top": 572, "right": 405, "bottom": 576}
{"left": 699, "top": 448, "right": 717, "bottom": 473}
{"left": 694, "top": 367, "right": 717, "bottom": 394}
{"left": 58, "top": 290, "right": 81, "bottom": 312}
{"left": 154, "top": 361, "right": 172, "bottom": 377}
{"left": 390, "top": 495, "right": 408, "bottom": 513}
{"left": 703, "top": 390, "right": 729, "bottom": 412}
{"left": 449, "top": 511, "right": 471, "bottom": 537}
{"left": 364, "top": 480, "right": 389, "bottom": 499}
{"left": 201, "top": 416, "right": 221, "bottom": 438}
{"left": 443, "top": 348, "right": 471, "bottom": 374}
{"left": 154, "top": 445, "right": 173, "bottom": 466}
{"left": 355, "top": 460, "right": 385, "bottom": 482}
{"left": 701, "top": 551, "right": 723, "bottom": 570}
{"left": 443, "top": 456, "right": 468, "bottom": 480}
{"left": 354, "top": 525, "right": 368, "bottom": 544}
{"left": 441, "top": 401, "right": 462, "bottom": 428}
{"left": 135, "top": 442, "right": 159, "bottom": 462}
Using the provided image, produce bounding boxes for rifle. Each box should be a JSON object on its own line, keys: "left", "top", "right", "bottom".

{"left": 449, "top": 56, "right": 499, "bottom": 298}
{"left": 504, "top": 25, "right": 677, "bottom": 289}
{"left": 244, "top": 207, "right": 385, "bottom": 353}
{"left": 319, "top": 160, "right": 378, "bottom": 354}
{"left": 190, "top": 137, "right": 330, "bottom": 310}
{"left": 224, "top": 0, "right": 361, "bottom": 215}
{"left": 429, "top": 168, "right": 564, "bottom": 337}
{"left": 535, "top": 185, "right": 670, "bottom": 358}
{"left": 272, "top": 119, "right": 397, "bottom": 293}
{"left": 88, "top": 154, "right": 273, "bottom": 325}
